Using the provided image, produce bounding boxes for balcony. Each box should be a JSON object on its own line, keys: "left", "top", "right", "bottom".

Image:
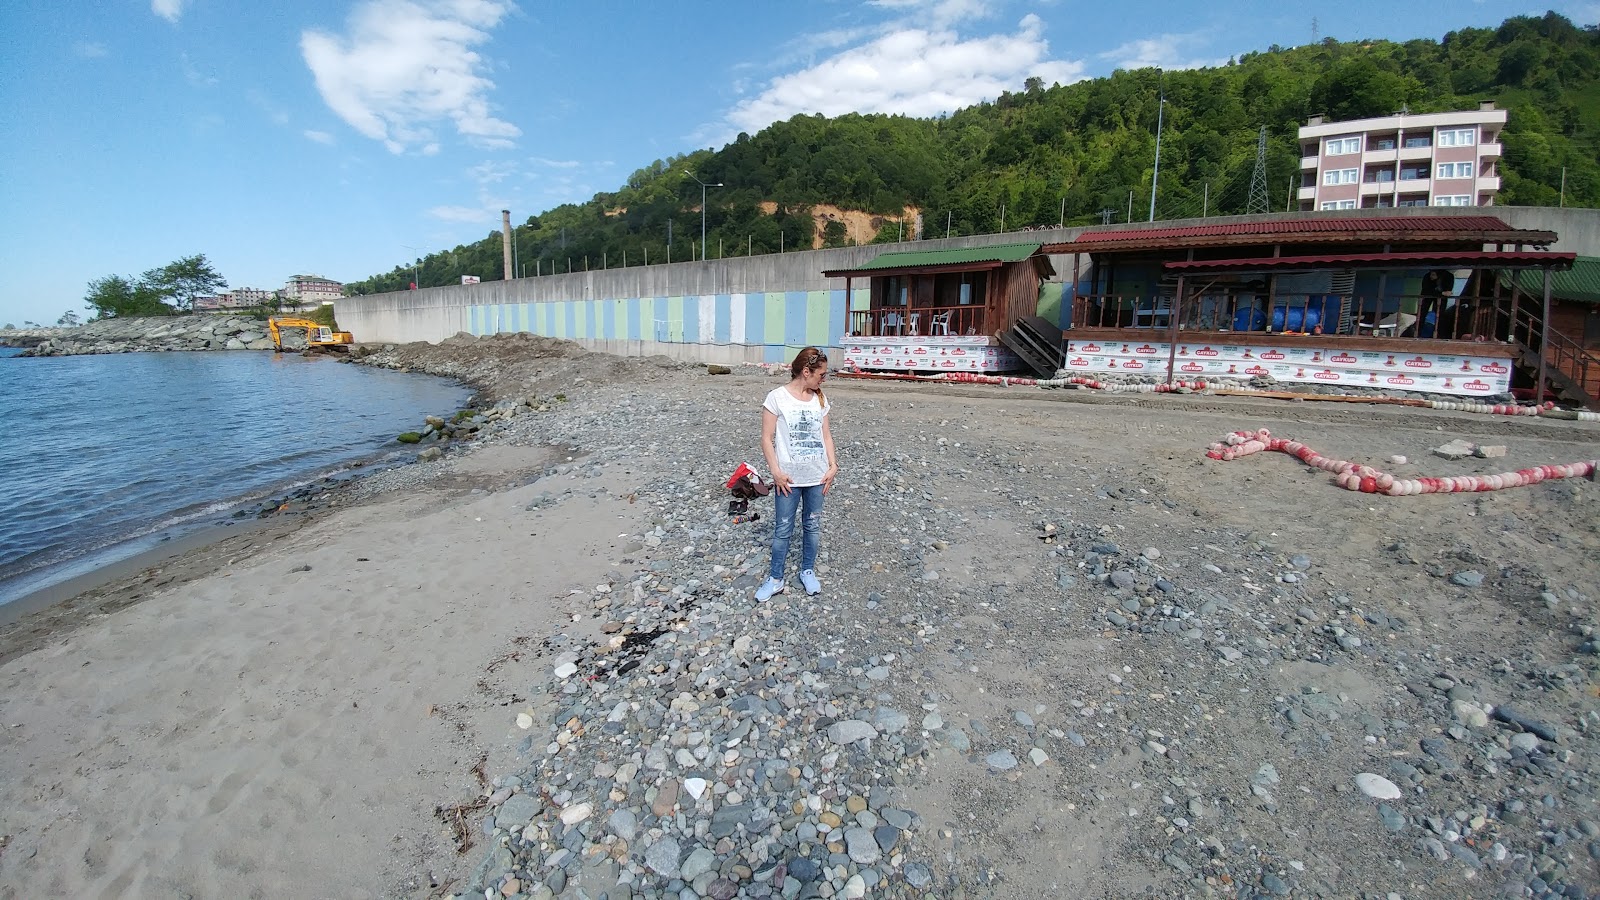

{"left": 1301, "top": 156, "right": 1318, "bottom": 170}
{"left": 1399, "top": 145, "right": 1433, "bottom": 161}
{"left": 1479, "top": 142, "right": 1503, "bottom": 158}
{"left": 1477, "top": 175, "right": 1502, "bottom": 191}
{"left": 1298, "top": 186, "right": 1316, "bottom": 200}
{"left": 1360, "top": 181, "right": 1397, "bottom": 196}
{"left": 1362, "top": 148, "right": 1398, "bottom": 165}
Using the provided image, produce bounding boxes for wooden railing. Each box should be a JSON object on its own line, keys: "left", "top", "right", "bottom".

{"left": 849, "top": 305, "right": 985, "bottom": 338}
{"left": 1511, "top": 303, "right": 1598, "bottom": 400}
{"left": 1070, "top": 293, "right": 1500, "bottom": 341}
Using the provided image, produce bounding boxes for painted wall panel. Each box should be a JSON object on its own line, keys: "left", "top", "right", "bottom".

{"left": 699, "top": 295, "right": 717, "bottom": 344}
{"left": 681, "top": 295, "right": 698, "bottom": 345}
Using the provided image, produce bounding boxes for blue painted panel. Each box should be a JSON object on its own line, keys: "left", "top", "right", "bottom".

{"left": 744, "top": 293, "right": 765, "bottom": 348}
{"left": 602, "top": 298, "right": 616, "bottom": 339}
{"left": 627, "top": 297, "right": 641, "bottom": 341}
{"left": 564, "top": 301, "right": 577, "bottom": 338}
{"left": 827, "top": 289, "right": 847, "bottom": 346}
{"left": 714, "top": 294, "right": 732, "bottom": 344}
{"left": 784, "top": 291, "right": 807, "bottom": 347}
{"left": 764, "top": 342, "right": 787, "bottom": 363}
{"left": 682, "top": 293, "right": 700, "bottom": 344}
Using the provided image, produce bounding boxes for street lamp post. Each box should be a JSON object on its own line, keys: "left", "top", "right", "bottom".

{"left": 402, "top": 245, "right": 423, "bottom": 289}
{"left": 684, "top": 171, "right": 722, "bottom": 262}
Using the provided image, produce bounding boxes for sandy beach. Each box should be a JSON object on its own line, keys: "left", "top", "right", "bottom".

{"left": 2, "top": 336, "right": 1598, "bottom": 899}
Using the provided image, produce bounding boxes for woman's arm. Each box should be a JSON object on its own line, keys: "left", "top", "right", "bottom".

{"left": 820, "top": 411, "right": 838, "bottom": 494}
{"left": 761, "top": 408, "right": 790, "bottom": 494}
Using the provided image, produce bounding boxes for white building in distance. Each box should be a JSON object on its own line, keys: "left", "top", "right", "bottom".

{"left": 1298, "top": 102, "right": 1506, "bottom": 211}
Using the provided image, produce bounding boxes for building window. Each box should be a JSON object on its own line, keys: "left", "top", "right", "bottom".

{"left": 1372, "top": 138, "right": 1397, "bottom": 151}
{"left": 1437, "top": 162, "right": 1475, "bottom": 179}
{"left": 1434, "top": 195, "right": 1473, "bottom": 207}
{"left": 1365, "top": 169, "right": 1396, "bottom": 183}
{"left": 1320, "top": 200, "right": 1357, "bottom": 210}
{"left": 1403, "top": 135, "right": 1432, "bottom": 149}
{"left": 1322, "top": 168, "right": 1358, "bottom": 185}
{"left": 1437, "top": 128, "right": 1477, "bottom": 147}
{"left": 1399, "top": 166, "right": 1430, "bottom": 181}
{"left": 1398, "top": 198, "right": 1430, "bottom": 207}
{"left": 1325, "top": 137, "right": 1361, "bottom": 155}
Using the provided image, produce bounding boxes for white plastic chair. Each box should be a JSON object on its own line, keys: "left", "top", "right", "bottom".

{"left": 929, "top": 312, "right": 951, "bottom": 335}
{"left": 907, "top": 313, "right": 921, "bottom": 335}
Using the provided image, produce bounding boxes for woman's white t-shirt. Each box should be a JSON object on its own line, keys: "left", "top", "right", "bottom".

{"left": 763, "top": 385, "right": 830, "bottom": 487}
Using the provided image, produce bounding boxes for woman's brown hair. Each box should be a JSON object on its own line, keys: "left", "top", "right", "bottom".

{"left": 791, "top": 346, "right": 828, "bottom": 407}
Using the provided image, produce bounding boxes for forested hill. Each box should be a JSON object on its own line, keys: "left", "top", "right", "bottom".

{"left": 347, "top": 11, "right": 1599, "bottom": 294}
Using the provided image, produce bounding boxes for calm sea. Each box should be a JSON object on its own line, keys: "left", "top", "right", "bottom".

{"left": 0, "top": 348, "right": 471, "bottom": 607}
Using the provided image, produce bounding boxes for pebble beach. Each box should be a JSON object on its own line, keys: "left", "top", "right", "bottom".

{"left": 2, "top": 334, "right": 1598, "bottom": 899}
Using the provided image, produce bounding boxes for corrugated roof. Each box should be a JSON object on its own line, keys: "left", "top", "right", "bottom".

{"left": 845, "top": 242, "right": 1042, "bottom": 271}
{"left": 1504, "top": 255, "right": 1600, "bottom": 305}
{"left": 1164, "top": 250, "right": 1575, "bottom": 274}
{"left": 1081, "top": 216, "right": 1513, "bottom": 243}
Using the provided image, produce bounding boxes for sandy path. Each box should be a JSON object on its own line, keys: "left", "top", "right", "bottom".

{"left": 0, "top": 445, "right": 637, "bottom": 899}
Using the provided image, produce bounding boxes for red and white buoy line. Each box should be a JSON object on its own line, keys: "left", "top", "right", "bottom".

{"left": 1206, "top": 428, "right": 1598, "bottom": 495}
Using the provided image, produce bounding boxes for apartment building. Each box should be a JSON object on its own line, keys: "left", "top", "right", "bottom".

{"left": 283, "top": 274, "right": 344, "bottom": 309}
{"left": 1297, "top": 102, "right": 1506, "bottom": 211}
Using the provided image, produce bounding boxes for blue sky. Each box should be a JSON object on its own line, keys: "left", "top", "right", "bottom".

{"left": 1, "top": 0, "right": 1593, "bottom": 327}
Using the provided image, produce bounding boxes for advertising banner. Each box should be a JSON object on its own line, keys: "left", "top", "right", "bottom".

{"left": 843, "top": 336, "right": 1021, "bottom": 373}
{"left": 1062, "top": 339, "right": 1512, "bottom": 395}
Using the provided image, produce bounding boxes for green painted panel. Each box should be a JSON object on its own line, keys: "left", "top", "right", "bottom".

{"left": 851, "top": 287, "right": 870, "bottom": 311}
{"left": 553, "top": 302, "right": 567, "bottom": 337}
{"left": 806, "top": 291, "right": 830, "bottom": 346}
{"left": 666, "top": 296, "right": 684, "bottom": 342}
{"left": 764, "top": 292, "right": 785, "bottom": 346}
{"left": 639, "top": 297, "right": 656, "bottom": 341}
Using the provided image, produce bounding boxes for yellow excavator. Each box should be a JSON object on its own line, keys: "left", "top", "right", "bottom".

{"left": 267, "top": 317, "right": 354, "bottom": 353}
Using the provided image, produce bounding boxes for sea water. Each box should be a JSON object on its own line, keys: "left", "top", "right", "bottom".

{"left": 0, "top": 348, "right": 470, "bottom": 607}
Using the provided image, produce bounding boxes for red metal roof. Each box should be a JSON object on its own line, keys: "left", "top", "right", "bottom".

{"left": 1081, "top": 215, "right": 1513, "bottom": 243}
{"left": 1163, "top": 250, "right": 1576, "bottom": 273}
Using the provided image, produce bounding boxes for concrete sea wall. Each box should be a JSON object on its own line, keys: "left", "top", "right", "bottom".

{"left": 336, "top": 207, "right": 1600, "bottom": 364}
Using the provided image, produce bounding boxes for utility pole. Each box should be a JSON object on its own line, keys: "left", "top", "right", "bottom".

{"left": 1000, "top": 203, "right": 1006, "bottom": 232}
{"left": 1127, "top": 191, "right": 1134, "bottom": 223}
{"left": 1059, "top": 196, "right": 1066, "bottom": 227}
{"left": 1203, "top": 181, "right": 1209, "bottom": 217}
{"left": 667, "top": 219, "right": 673, "bottom": 263}
{"left": 1560, "top": 167, "right": 1567, "bottom": 207}
{"left": 1149, "top": 71, "right": 1165, "bottom": 222}
{"left": 946, "top": 211, "right": 952, "bottom": 238}
{"left": 1286, "top": 175, "right": 1295, "bottom": 212}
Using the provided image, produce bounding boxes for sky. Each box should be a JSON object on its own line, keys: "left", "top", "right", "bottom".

{"left": 1, "top": 0, "right": 1595, "bottom": 326}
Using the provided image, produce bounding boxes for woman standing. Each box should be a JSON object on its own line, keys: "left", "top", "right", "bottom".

{"left": 755, "top": 347, "right": 838, "bottom": 601}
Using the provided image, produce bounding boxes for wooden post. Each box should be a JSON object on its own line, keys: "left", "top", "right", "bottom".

{"left": 844, "top": 275, "right": 853, "bottom": 340}
{"left": 1537, "top": 269, "right": 1551, "bottom": 404}
{"left": 1166, "top": 275, "right": 1185, "bottom": 383}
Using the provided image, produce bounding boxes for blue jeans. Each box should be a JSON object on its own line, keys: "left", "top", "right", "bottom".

{"left": 769, "top": 484, "right": 824, "bottom": 579}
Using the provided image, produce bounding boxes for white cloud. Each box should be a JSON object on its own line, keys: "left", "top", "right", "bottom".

{"left": 725, "top": 14, "right": 1083, "bottom": 135}
{"left": 73, "top": 41, "right": 108, "bottom": 59}
{"left": 1099, "top": 32, "right": 1229, "bottom": 71}
{"left": 530, "top": 157, "right": 581, "bottom": 169}
{"left": 867, "top": 0, "right": 992, "bottom": 26}
{"left": 301, "top": 0, "right": 521, "bottom": 154}
{"left": 152, "top": 0, "right": 186, "bottom": 23}
{"left": 304, "top": 129, "right": 336, "bottom": 144}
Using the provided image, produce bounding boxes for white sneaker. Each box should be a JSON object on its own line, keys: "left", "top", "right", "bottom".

{"left": 754, "top": 577, "right": 786, "bottom": 602}
{"left": 799, "top": 569, "right": 822, "bottom": 595}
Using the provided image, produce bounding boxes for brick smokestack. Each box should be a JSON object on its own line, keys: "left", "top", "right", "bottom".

{"left": 501, "top": 210, "right": 514, "bottom": 280}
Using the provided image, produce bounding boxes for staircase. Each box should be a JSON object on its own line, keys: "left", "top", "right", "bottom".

{"left": 1509, "top": 306, "right": 1600, "bottom": 410}
{"left": 999, "top": 315, "right": 1065, "bottom": 378}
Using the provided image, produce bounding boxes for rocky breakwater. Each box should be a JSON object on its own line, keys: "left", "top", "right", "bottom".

{"left": 20, "top": 315, "right": 305, "bottom": 356}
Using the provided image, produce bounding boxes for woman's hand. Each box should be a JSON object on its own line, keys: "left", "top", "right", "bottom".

{"left": 771, "top": 469, "right": 792, "bottom": 495}
{"left": 822, "top": 465, "right": 838, "bottom": 495}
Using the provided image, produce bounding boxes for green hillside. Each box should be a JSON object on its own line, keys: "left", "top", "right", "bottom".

{"left": 347, "top": 11, "right": 1599, "bottom": 295}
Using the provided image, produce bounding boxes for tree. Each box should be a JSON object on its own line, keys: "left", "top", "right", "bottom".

{"left": 140, "top": 254, "right": 227, "bottom": 313}
{"left": 84, "top": 274, "right": 171, "bottom": 319}
{"left": 57, "top": 310, "right": 81, "bottom": 327}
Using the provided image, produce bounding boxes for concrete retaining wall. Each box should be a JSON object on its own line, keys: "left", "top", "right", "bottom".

{"left": 337, "top": 207, "right": 1600, "bottom": 363}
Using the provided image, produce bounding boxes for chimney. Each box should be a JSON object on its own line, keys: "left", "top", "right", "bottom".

{"left": 1307, "top": 114, "right": 1324, "bottom": 126}
{"left": 501, "top": 210, "right": 514, "bottom": 280}
{"left": 1478, "top": 100, "right": 1497, "bottom": 111}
